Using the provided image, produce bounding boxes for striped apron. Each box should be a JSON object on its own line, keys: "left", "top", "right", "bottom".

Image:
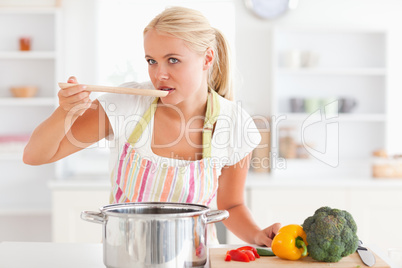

{"left": 110, "top": 89, "right": 222, "bottom": 244}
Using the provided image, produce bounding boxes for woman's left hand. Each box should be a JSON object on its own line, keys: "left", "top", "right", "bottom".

{"left": 254, "top": 223, "right": 282, "bottom": 247}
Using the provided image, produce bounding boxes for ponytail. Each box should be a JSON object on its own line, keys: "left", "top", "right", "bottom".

{"left": 209, "top": 28, "right": 234, "bottom": 101}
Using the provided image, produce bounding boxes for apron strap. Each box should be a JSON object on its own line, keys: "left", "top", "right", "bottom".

{"left": 127, "top": 97, "right": 159, "bottom": 145}
{"left": 127, "top": 90, "right": 221, "bottom": 158}
{"left": 203, "top": 89, "right": 220, "bottom": 158}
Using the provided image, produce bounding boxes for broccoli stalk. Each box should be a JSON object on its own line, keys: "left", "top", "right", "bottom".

{"left": 302, "top": 206, "right": 359, "bottom": 262}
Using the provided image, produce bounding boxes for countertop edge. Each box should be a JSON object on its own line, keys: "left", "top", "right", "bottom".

{"left": 46, "top": 172, "right": 402, "bottom": 191}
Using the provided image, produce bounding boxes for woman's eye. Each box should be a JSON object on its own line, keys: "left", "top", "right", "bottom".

{"left": 147, "top": 59, "right": 156, "bottom": 65}
{"left": 169, "top": 58, "right": 179, "bottom": 64}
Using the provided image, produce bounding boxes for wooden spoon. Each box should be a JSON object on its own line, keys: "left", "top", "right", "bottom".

{"left": 58, "top": 83, "right": 168, "bottom": 97}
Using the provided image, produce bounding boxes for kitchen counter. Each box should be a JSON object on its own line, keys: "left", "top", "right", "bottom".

{"left": 0, "top": 242, "right": 398, "bottom": 268}
{"left": 47, "top": 172, "right": 402, "bottom": 191}
{"left": 47, "top": 173, "right": 402, "bottom": 252}
{"left": 246, "top": 172, "right": 402, "bottom": 189}
{"left": 0, "top": 242, "right": 104, "bottom": 268}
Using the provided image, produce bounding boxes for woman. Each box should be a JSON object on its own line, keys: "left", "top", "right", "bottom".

{"left": 24, "top": 6, "right": 280, "bottom": 246}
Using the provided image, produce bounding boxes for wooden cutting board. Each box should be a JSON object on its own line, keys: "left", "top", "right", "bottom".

{"left": 209, "top": 248, "right": 390, "bottom": 268}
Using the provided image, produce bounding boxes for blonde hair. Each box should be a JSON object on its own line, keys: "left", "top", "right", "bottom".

{"left": 144, "top": 6, "right": 234, "bottom": 101}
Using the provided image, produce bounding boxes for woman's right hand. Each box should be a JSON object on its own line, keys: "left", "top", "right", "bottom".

{"left": 58, "top": 76, "right": 92, "bottom": 117}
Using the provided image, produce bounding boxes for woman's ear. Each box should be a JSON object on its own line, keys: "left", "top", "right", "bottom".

{"left": 203, "top": 48, "right": 214, "bottom": 70}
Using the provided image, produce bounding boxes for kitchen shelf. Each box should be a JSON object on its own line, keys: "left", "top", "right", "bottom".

{"left": 281, "top": 113, "right": 387, "bottom": 122}
{"left": 0, "top": 97, "right": 56, "bottom": 106}
{"left": 277, "top": 67, "right": 387, "bottom": 76}
{"left": 0, "top": 6, "right": 62, "bottom": 242}
{"left": 269, "top": 26, "right": 387, "bottom": 178}
{"left": 0, "top": 51, "right": 56, "bottom": 59}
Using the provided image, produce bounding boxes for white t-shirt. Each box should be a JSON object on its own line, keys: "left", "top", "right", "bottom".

{"left": 97, "top": 81, "right": 261, "bottom": 174}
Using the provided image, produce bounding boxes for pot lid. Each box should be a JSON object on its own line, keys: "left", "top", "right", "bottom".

{"left": 99, "top": 202, "right": 211, "bottom": 218}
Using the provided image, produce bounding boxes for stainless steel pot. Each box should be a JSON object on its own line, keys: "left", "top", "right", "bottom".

{"left": 81, "top": 202, "right": 229, "bottom": 268}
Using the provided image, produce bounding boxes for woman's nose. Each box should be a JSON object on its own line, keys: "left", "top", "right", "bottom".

{"left": 155, "top": 65, "right": 169, "bottom": 81}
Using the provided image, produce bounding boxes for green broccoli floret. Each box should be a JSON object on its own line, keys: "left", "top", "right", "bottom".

{"left": 302, "top": 206, "right": 359, "bottom": 262}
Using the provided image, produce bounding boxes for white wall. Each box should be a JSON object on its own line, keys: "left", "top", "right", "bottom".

{"left": 61, "top": 0, "right": 98, "bottom": 84}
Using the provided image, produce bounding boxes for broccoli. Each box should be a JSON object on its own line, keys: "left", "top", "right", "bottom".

{"left": 302, "top": 206, "right": 359, "bottom": 262}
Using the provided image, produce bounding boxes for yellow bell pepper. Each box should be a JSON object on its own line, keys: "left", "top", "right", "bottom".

{"left": 271, "top": 224, "right": 308, "bottom": 260}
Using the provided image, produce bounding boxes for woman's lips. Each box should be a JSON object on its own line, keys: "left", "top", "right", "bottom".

{"left": 159, "top": 87, "right": 175, "bottom": 94}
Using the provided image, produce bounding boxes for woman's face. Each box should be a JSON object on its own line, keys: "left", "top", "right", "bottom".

{"left": 144, "top": 29, "right": 212, "bottom": 107}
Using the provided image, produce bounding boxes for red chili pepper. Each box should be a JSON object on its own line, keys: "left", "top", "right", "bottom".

{"left": 236, "top": 246, "right": 260, "bottom": 258}
{"left": 228, "top": 249, "right": 250, "bottom": 262}
{"left": 243, "top": 250, "right": 256, "bottom": 261}
{"left": 224, "top": 253, "right": 231, "bottom": 261}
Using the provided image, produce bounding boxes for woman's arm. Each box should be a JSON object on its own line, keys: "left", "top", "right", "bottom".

{"left": 216, "top": 153, "right": 281, "bottom": 247}
{"left": 23, "top": 76, "right": 112, "bottom": 165}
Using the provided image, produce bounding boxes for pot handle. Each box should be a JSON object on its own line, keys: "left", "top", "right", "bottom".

{"left": 206, "top": 210, "right": 229, "bottom": 224}
{"left": 81, "top": 211, "right": 105, "bottom": 224}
